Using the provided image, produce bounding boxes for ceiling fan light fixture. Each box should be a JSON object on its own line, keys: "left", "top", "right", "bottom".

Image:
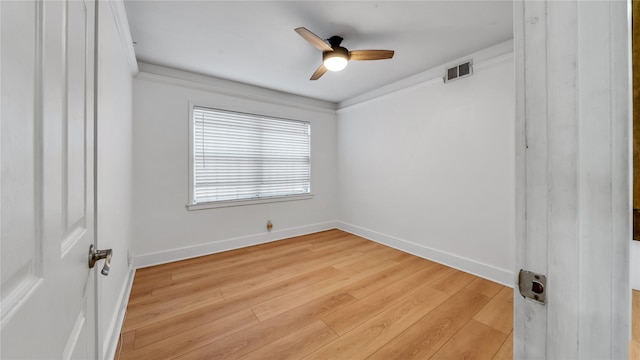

{"left": 323, "top": 47, "right": 349, "bottom": 71}
{"left": 324, "top": 55, "right": 348, "bottom": 71}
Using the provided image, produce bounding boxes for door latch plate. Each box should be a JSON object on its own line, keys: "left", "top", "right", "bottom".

{"left": 518, "top": 269, "right": 546, "bottom": 304}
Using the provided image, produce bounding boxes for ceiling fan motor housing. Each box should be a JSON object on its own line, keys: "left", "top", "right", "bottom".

{"left": 323, "top": 46, "right": 350, "bottom": 62}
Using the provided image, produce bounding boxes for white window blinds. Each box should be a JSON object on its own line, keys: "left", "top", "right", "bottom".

{"left": 192, "top": 106, "right": 311, "bottom": 204}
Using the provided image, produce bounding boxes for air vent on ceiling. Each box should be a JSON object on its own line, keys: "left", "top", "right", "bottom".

{"left": 444, "top": 60, "right": 473, "bottom": 83}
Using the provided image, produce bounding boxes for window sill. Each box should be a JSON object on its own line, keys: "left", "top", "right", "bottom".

{"left": 186, "top": 193, "right": 314, "bottom": 211}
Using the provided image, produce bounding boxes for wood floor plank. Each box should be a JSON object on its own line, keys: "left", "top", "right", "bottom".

{"left": 164, "top": 238, "right": 315, "bottom": 281}
{"left": 119, "top": 331, "right": 136, "bottom": 353}
{"left": 465, "top": 277, "right": 505, "bottom": 298}
{"left": 304, "top": 286, "right": 450, "bottom": 360}
{"left": 251, "top": 258, "right": 399, "bottom": 321}
{"left": 630, "top": 338, "right": 640, "bottom": 360}
{"left": 225, "top": 266, "right": 344, "bottom": 306}
{"left": 366, "top": 283, "right": 492, "bottom": 359}
{"left": 245, "top": 230, "right": 334, "bottom": 252}
{"left": 492, "top": 330, "right": 513, "bottom": 360}
{"left": 322, "top": 262, "right": 447, "bottom": 336}
{"left": 116, "top": 230, "right": 511, "bottom": 360}
{"left": 261, "top": 239, "right": 364, "bottom": 272}
{"left": 632, "top": 290, "right": 640, "bottom": 360}
{"left": 122, "top": 287, "right": 224, "bottom": 332}
{"left": 134, "top": 247, "right": 252, "bottom": 279}
{"left": 129, "top": 293, "right": 254, "bottom": 349}
{"left": 176, "top": 290, "right": 356, "bottom": 360}
{"left": 170, "top": 247, "right": 312, "bottom": 281}
{"left": 305, "top": 234, "right": 370, "bottom": 253}
{"left": 128, "top": 272, "right": 171, "bottom": 298}
{"left": 125, "top": 284, "right": 222, "bottom": 314}
{"left": 430, "top": 319, "right": 507, "bottom": 360}
{"left": 127, "top": 285, "right": 152, "bottom": 300}
{"left": 128, "top": 267, "right": 267, "bottom": 309}
{"left": 334, "top": 253, "right": 399, "bottom": 277}
{"left": 120, "top": 308, "right": 259, "bottom": 360}
{"left": 633, "top": 290, "right": 640, "bottom": 342}
{"left": 237, "top": 320, "right": 338, "bottom": 360}
{"left": 429, "top": 267, "right": 477, "bottom": 295}
{"left": 473, "top": 286, "right": 514, "bottom": 335}
{"left": 342, "top": 256, "right": 433, "bottom": 299}
{"left": 129, "top": 247, "right": 261, "bottom": 297}
{"left": 330, "top": 245, "right": 395, "bottom": 270}
{"left": 220, "top": 244, "right": 367, "bottom": 300}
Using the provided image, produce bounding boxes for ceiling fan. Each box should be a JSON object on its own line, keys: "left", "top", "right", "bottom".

{"left": 295, "top": 27, "right": 395, "bottom": 80}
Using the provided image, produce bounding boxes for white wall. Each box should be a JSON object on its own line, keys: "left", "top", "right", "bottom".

{"left": 96, "top": 2, "right": 136, "bottom": 358}
{"left": 632, "top": 242, "right": 640, "bottom": 290}
{"left": 132, "top": 65, "right": 338, "bottom": 266}
{"left": 337, "top": 46, "right": 515, "bottom": 286}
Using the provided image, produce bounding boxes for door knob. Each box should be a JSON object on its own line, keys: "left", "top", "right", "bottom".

{"left": 88, "top": 244, "right": 112, "bottom": 276}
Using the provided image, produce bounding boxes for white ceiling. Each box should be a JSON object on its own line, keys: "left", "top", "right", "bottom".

{"left": 124, "top": 1, "right": 513, "bottom": 104}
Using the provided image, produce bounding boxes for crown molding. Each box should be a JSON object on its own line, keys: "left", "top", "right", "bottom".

{"left": 107, "top": 0, "right": 138, "bottom": 75}
{"left": 135, "top": 62, "right": 338, "bottom": 114}
{"left": 338, "top": 39, "right": 514, "bottom": 111}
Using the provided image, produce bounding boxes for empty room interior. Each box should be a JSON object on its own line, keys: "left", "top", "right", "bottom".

{"left": 1, "top": 0, "right": 636, "bottom": 359}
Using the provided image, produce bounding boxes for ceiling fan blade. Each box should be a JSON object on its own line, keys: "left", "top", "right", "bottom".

{"left": 349, "top": 50, "right": 395, "bottom": 61}
{"left": 310, "top": 64, "right": 327, "bottom": 80}
{"left": 295, "top": 27, "right": 333, "bottom": 52}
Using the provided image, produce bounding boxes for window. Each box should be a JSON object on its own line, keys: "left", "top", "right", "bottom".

{"left": 188, "top": 106, "right": 311, "bottom": 209}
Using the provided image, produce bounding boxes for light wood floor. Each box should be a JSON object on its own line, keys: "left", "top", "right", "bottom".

{"left": 115, "top": 229, "right": 513, "bottom": 360}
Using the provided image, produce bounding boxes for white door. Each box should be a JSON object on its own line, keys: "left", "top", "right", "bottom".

{"left": 514, "top": 0, "right": 630, "bottom": 358}
{"left": 1, "top": 0, "right": 100, "bottom": 358}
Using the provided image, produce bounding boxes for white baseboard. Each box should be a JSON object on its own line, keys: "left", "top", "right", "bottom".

{"left": 103, "top": 268, "right": 136, "bottom": 360}
{"left": 337, "top": 221, "right": 515, "bottom": 288}
{"left": 134, "top": 221, "right": 339, "bottom": 269}
{"left": 133, "top": 220, "right": 513, "bottom": 286}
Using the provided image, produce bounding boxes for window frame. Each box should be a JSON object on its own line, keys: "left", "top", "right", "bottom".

{"left": 187, "top": 103, "right": 313, "bottom": 210}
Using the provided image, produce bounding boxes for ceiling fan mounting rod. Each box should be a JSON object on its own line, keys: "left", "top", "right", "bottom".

{"left": 328, "top": 35, "right": 344, "bottom": 48}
